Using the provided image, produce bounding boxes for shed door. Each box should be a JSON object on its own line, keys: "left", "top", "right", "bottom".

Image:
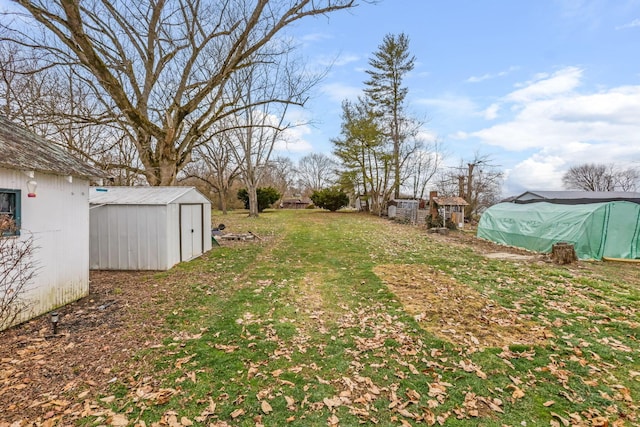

{"left": 180, "top": 204, "right": 203, "bottom": 261}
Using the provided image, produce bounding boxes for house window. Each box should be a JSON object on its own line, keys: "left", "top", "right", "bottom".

{"left": 0, "top": 189, "right": 21, "bottom": 236}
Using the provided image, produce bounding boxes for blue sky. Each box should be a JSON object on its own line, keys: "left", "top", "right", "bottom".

{"left": 2, "top": 0, "right": 638, "bottom": 196}
{"left": 277, "top": 0, "right": 640, "bottom": 196}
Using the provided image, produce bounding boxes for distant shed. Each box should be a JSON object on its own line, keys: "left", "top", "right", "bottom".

{"left": 431, "top": 196, "right": 469, "bottom": 228}
{"left": 89, "top": 186, "right": 212, "bottom": 270}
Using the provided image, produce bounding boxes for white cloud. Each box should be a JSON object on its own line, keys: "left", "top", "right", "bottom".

{"left": 506, "top": 67, "right": 582, "bottom": 103}
{"left": 466, "top": 66, "right": 519, "bottom": 83}
{"left": 320, "top": 82, "right": 362, "bottom": 102}
{"left": 615, "top": 18, "right": 640, "bottom": 30}
{"left": 415, "top": 94, "right": 478, "bottom": 116}
{"left": 312, "top": 53, "right": 361, "bottom": 68}
{"left": 275, "top": 124, "right": 314, "bottom": 154}
{"left": 417, "top": 129, "right": 438, "bottom": 143}
{"left": 504, "top": 153, "right": 567, "bottom": 194}
{"left": 503, "top": 139, "right": 640, "bottom": 194}
{"left": 463, "top": 66, "right": 640, "bottom": 192}
{"left": 483, "top": 103, "right": 500, "bottom": 120}
{"left": 468, "top": 65, "right": 640, "bottom": 152}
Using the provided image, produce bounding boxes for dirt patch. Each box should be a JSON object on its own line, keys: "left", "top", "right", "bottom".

{"left": 484, "top": 252, "right": 536, "bottom": 261}
{"left": 429, "top": 229, "right": 546, "bottom": 260}
{"left": 0, "top": 270, "right": 183, "bottom": 423}
{"left": 374, "top": 264, "right": 548, "bottom": 350}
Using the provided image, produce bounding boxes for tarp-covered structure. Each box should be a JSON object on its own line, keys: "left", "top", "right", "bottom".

{"left": 477, "top": 201, "right": 640, "bottom": 260}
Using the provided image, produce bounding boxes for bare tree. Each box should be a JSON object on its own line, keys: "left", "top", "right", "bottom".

{"left": 2, "top": 0, "right": 359, "bottom": 186}
{"left": 181, "top": 142, "right": 242, "bottom": 214}
{"left": 261, "top": 156, "right": 297, "bottom": 201}
{"left": 0, "top": 217, "right": 36, "bottom": 331}
{"left": 615, "top": 167, "right": 639, "bottom": 192}
{"left": 404, "top": 139, "right": 444, "bottom": 199}
{"left": 297, "top": 152, "right": 336, "bottom": 193}
{"left": 563, "top": 163, "right": 639, "bottom": 192}
{"left": 0, "top": 45, "right": 143, "bottom": 182}
{"left": 437, "top": 153, "right": 503, "bottom": 217}
{"left": 223, "top": 50, "right": 309, "bottom": 217}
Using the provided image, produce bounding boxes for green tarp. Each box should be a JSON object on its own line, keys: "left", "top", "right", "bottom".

{"left": 477, "top": 201, "right": 640, "bottom": 260}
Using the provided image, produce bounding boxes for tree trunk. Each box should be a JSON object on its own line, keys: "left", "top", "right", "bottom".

{"left": 247, "top": 184, "right": 259, "bottom": 218}
{"left": 551, "top": 242, "right": 577, "bottom": 264}
{"left": 218, "top": 191, "right": 228, "bottom": 215}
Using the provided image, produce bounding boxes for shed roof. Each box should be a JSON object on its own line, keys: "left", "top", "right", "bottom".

{"left": 433, "top": 196, "right": 469, "bottom": 206}
{"left": 514, "top": 190, "right": 640, "bottom": 205}
{"left": 89, "top": 186, "right": 206, "bottom": 205}
{"left": 0, "top": 116, "right": 105, "bottom": 179}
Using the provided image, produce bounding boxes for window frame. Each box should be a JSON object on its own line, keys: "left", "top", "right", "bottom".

{"left": 0, "top": 188, "right": 21, "bottom": 237}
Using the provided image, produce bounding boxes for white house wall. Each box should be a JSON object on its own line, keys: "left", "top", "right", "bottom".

{"left": 1, "top": 168, "right": 90, "bottom": 327}
{"left": 90, "top": 205, "right": 168, "bottom": 270}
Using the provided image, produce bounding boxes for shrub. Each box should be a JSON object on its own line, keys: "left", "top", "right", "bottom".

{"left": 0, "top": 217, "right": 35, "bottom": 330}
{"left": 310, "top": 187, "right": 350, "bottom": 212}
{"left": 426, "top": 214, "right": 457, "bottom": 230}
{"left": 237, "top": 187, "right": 281, "bottom": 212}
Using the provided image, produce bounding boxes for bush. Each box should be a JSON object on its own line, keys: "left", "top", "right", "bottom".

{"left": 237, "top": 187, "right": 281, "bottom": 212}
{"left": 310, "top": 187, "right": 350, "bottom": 212}
{"left": 0, "top": 217, "right": 35, "bottom": 330}
{"left": 425, "top": 214, "right": 457, "bottom": 230}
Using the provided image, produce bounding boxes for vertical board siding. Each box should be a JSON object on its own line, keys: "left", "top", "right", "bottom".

{"left": 1, "top": 169, "right": 90, "bottom": 329}
{"left": 90, "top": 205, "right": 168, "bottom": 270}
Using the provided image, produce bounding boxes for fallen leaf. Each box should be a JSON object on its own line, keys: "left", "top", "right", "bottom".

{"left": 543, "top": 400, "right": 555, "bottom": 407}
{"left": 323, "top": 397, "right": 341, "bottom": 409}
{"left": 230, "top": 408, "right": 245, "bottom": 419}
{"left": 261, "top": 400, "right": 272, "bottom": 414}
{"left": 511, "top": 387, "right": 525, "bottom": 399}
{"left": 108, "top": 414, "right": 129, "bottom": 426}
{"left": 550, "top": 412, "right": 570, "bottom": 426}
{"left": 285, "top": 395, "right": 296, "bottom": 408}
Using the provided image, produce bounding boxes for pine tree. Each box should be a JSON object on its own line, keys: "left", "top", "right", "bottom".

{"left": 364, "top": 33, "right": 415, "bottom": 199}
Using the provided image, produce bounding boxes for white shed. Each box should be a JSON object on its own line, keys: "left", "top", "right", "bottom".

{"left": 0, "top": 116, "right": 104, "bottom": 330}
{"left": 89, "top": 186, "right": 212, "bottom": 270}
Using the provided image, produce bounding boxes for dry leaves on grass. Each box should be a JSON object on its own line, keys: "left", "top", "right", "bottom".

{"left": 374, "top": 264, "right": 548, "bottom": 350}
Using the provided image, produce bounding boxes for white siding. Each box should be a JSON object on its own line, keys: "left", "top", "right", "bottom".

{"left": 1, "top": 168, "right": 90, "bottom": 327}
{"left": 166, "top": 203, "right": 181, "bottom": 268}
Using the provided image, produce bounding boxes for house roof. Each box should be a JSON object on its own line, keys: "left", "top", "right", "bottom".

{"left": 89, "top": 186, "right": 203, "bottom": 205}
{"left": 513, "top": 190, "right": 640, "bottom": 205}
{"left": 0, "top": 116, "right": 105, "bottom": 179}
{"left": 433, "top": 196, "right": 469, "bottom": 206}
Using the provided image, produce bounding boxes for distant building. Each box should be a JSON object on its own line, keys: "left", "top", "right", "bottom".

{"left": 512, "top": 190, "right": 640, "bottom": 205}
{"left": 280, "top": 198, "right": 312, "bottom": 209}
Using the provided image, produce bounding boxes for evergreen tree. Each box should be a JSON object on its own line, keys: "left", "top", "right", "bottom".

{"left": 364, "top": 33, "right": 415, "bottom": 199}
{"left": 310, "top": 187, "right": 350, "bottom": 212}
{"left": 331, "top": 99, "right": 388, "bottom": 215}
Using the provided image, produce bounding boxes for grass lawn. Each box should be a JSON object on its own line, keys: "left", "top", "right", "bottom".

{"left": 27, "top": 210, "right": 640, "bottom": 425}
